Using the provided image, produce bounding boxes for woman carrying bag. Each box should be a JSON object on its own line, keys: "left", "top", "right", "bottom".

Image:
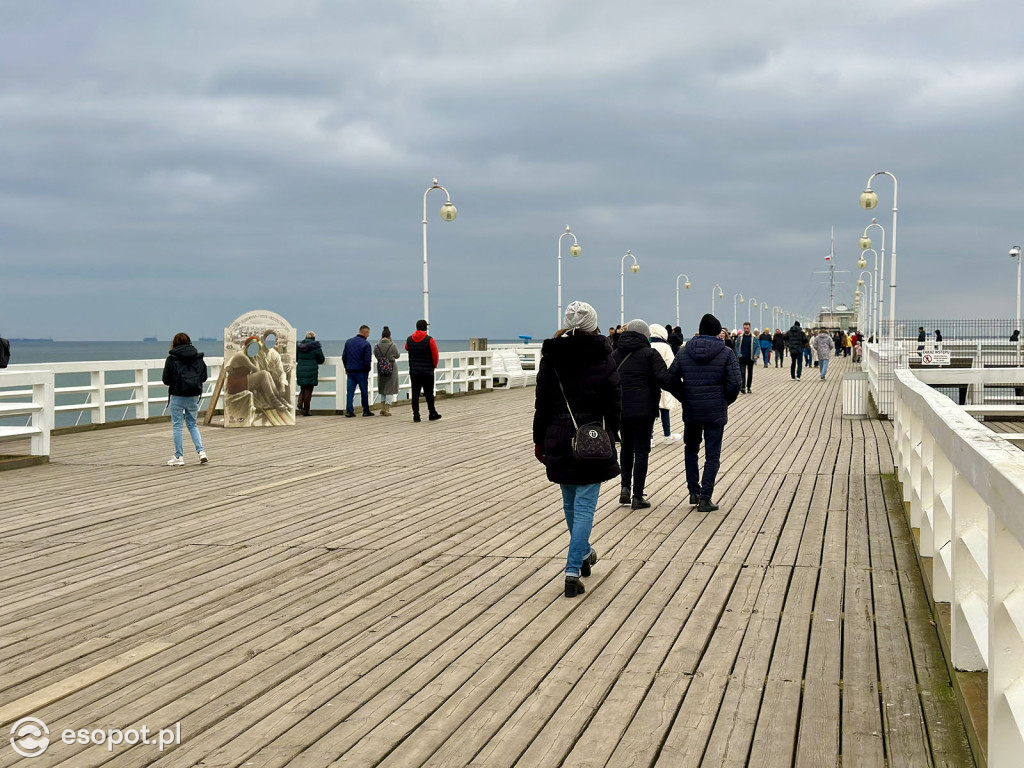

{"left": 373, "top": 327, "right": 401, "bottom": 415}
{"left": 533, "top": 301, "right": 621, "bottom": 598}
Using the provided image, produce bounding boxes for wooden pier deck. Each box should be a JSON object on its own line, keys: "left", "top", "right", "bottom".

{"left": 0, "top": 356, "right": 976, "bottom": 767}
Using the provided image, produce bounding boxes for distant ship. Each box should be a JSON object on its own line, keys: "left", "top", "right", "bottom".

{"left": 142, "top": 337, "right": 158, "bottom": 342}
{"left": 198, "top": 337, "right": 218, "bottom": 342}
{"left": 10, "top": 337, "right": 53, "bottom": 342}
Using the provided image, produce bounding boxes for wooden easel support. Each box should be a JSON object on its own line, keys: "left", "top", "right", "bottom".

{"left": 204, "top": 368, "right": 226, "bottom": 425}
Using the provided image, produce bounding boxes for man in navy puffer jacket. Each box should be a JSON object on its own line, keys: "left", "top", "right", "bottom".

{"left": 668, "top": 313, "right": 741, "bottom": 512}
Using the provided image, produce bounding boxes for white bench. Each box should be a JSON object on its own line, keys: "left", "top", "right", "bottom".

{"left": 494, "top": 350, "right": 536, "bottom": 388}
{"left": 492, "top": 350, "right": 527, "bottom": 388}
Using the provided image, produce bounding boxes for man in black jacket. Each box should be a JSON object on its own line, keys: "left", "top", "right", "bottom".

{"left": 787, "top": 321, "right": 808, "bottom": 380}
{"left": 405, "top": 319, "right": 441, "bottom": 422}
{"left": 668, "top": 313, "right": 741, "bottom": 512}
{"left": 611, "top": 319, "right": 685, "bottom": 510}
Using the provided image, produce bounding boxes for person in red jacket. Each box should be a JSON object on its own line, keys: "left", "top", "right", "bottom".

{"left": 405, "top": 319, "right": 441, "bottom": 422}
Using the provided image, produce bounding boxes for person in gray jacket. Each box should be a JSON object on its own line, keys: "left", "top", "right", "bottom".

{"left": 811, "top": 329, "right": 835, "bottom": 380}
{"left": 373, "top": 327, "right": 401, "bottom": 416}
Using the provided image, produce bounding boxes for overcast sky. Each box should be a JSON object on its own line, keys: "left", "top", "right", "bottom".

{"left": 2, "top": 0, "right": 1022, "bottom": 340}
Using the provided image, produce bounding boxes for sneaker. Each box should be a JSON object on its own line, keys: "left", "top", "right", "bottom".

{"left": 345, "top": 411, "right": 357, "bottom": 418}
{"left": 198, "top": 450, "right": 208, "bottom": 464}
{"left": 413, "top": 414, "right": 421, "bottom": 422}
{"left": 167, "top": 456, "right": 184, "bottom": 466}
{"left": 663, "top": 434, "right": 682, "bottom": 445}
{"left": 363, "top": 410, "right": 376, "bottom": 417}
{"left": 689, "top": 493, "right": 700, "bottom": 505}
{"left": 747, "top": 388, "right": 752, "bottom": 394}
{"left": 631, "top": 495, "right": 651, "bottom": 510}
{"left": 619, "top": 486, "right": 631, "bottom": 504}
{"left": 697, "top": 498, "right": 720, "bottom": 512}
{"left": 428, "top": 412, "right": 442, "bottom": 421}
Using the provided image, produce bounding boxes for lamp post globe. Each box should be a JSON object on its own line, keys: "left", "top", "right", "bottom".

{"left": 440, "top": 201, "right": 457, "bottom": 221}
{"left": 860, "top": 188, "right": 879, "bottom": 210}
{"left": 630, "top": 263, "right": 640, "bottom": 274}
{"left": 684, "top": 281, "right": 691, "bottom": 290}
{"left": 570, "top": 243, "right": 582, "bottom": 257}
{"left": 718, "top": 290, "right": 724, "bottom": 298}
{"left": 859, "top": 236, "right": 872, "bottom": 250}
{"left": 858, "top": 257, "right": 867, "bottom": 269}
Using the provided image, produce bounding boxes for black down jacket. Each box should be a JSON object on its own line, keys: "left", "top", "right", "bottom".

{"left": 786, "top": 324, "right": 808, "bottom": 353}
{"left": 668, "top": 335, "right": 741, "bottom": 427}
{"left": 533, "top": 331, "right": 621, "bottom": 485}
{"left": 611, "top": 331, "right": 684, "bottom": 420}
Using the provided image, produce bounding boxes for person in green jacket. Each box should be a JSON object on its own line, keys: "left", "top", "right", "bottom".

{"left": 295, "top": 331, "right": 325, "bottom": 416}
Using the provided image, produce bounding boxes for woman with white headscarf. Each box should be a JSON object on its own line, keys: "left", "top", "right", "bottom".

{"left": 533, "top": 301, "right": 621, "bottom": 598}
{"left": 649, "top": 324, "right": 682, "bottom": 444}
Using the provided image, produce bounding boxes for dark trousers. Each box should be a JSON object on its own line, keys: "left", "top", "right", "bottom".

{"left": 774, "top": 350, "right": 784, "bottom": 367}
{"left": 346, "top": 372, "right": 370, "bottom": 413}
{"left": 659, "top": 408, "right": 671, "bottom": 436}
{"left": 298, "top": 385, "right": 314, "bottom": 414}
{"left": 739, "top": 358, "right": 754, "bottom": 389}
{"left": 410, "top": 372, "right": 437, "bottom": 416}
{"left": 620, "top": 415, "right": 656, "bottom": 497}
{"left": 683, "top": 421, "right": 725, "bottom": 501}
{"left": 790, "top": 352, "right": 803, "bottom": 378}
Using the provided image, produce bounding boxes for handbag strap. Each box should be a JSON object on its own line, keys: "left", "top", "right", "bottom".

{"left": 554, "top": 370, "right": 580, "bottom": 431}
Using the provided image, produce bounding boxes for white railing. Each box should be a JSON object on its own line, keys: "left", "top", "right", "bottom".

{"left": 0, "top": 370, "right": 55, "bottom": 455}
{"left": 1, "top": 350, "right": 493, "bottom": 428}
{"left": 894, "top": 367, "right": 1024, "bottom": 767}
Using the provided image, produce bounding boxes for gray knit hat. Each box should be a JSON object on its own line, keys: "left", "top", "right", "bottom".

{"left": 625, "top": 318, "right": 650, "bottom": 338}
{"left": 564, "top": 301, "right": 598, "bottom": 332}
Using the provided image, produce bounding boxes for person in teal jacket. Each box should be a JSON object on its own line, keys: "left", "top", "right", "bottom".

{"left": 295, "top": 331, "right": 325, "bottom": 416}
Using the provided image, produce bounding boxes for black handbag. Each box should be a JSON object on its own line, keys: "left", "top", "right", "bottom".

{"left": 554, "top": 356, "right": 628, "bottom": 462}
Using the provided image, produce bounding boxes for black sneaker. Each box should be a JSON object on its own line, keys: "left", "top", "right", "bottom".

{"left": 564, "top": 576, "right": 585, "bottom": 598}
{"left": 580, "top": 549, "right": 598, "bottom": 577}
{"left": 697, "top": 498, "right": 720, "bottom": 512}
{"left": 345, "top": 411, "right": 357, "bottom": 418}
{"left": 619, "top": 486, "right": 631, "bottom": 504}
{"left": 413, "top": 414, "right": 421, "bottom": 422}
{"left": 631, "top": 496, "right": 651, "bottom": 510}
{"left": 428, "top": 412, "right": 442, "bottom": 421}
{"left": 363, "top": 411, "right": 376, "bottom": 417}
{"left": 689, "top": 493, "right": 700, "bottom": 505}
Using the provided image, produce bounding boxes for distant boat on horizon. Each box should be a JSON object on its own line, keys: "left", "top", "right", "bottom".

{"left": 142, "top": 337, "right": 158, "bottom": 342}
{"left": 9, "top": 337, "right": 53, "bottom": 342}
{"left": 198, "top": 337, "right": 218, "bottom": 342}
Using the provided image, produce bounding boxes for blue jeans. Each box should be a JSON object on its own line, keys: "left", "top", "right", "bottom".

{"left": 169, "top": 395, "right": 203, "bottom": 458}
{"left": 346, "top": 371, "right": 369, "bottom": 413}
{"left": 819, "top": 358, "right": 830, "bottom": 379}
{"left": 803, "top": 347, "right": 813, "bottom": 367}
{"left": 560, "top": 483, "right": 600, "bottom": 577}
{"left": 684, "top": 422, "right": 724, "bottom": 501}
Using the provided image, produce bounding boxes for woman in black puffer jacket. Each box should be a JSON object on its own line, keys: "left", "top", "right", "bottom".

{"left": 611, "top": 319, "right": 684, "bottom": 511}
{"left": 295, "top": 331, "right": 325, "bottom": 416}
{"left": 533, "top": 301, "right": 621, "bottom": 598}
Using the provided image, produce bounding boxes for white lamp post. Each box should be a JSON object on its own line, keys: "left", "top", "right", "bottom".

{"left": 1011, "top": 246, "right": 1022, "bottom": 344}
{"left": 773, "top": 306, "right": 782, "bottom": 330}
{"left": 857, "top": 271, "right": 873, "bottom": 338}
{"left": 732, "top": 293, "right": 745, "bottom": 331}
{"left": 422, "top": 178, "right": 457, "bottom": 324}
{"left": 859, "top": 173, "right": 898, "bottom": 344}
{"left": 748, "top": 298, "right": 760, "bottom": 326}
{"left": 620, "top": 250, "right": 640, "bottom": 326}
{"left": 557, "top": 226, "right": 582, "bottom": 329}
{"left": 711, "top": 284, "right": 724, "bottom": 315}
{"left": 859, "top": 219, "right": 885, "bottom": 343}
{"left": 675, "top": 273, "right": 691, "bottom": 329}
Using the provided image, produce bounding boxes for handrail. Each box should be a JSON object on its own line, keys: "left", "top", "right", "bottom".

{"left": 2, "top": 350, "right": 493, "bottom": 427}
{"left": 0, "top": 370, "right": 54, "bottom": 456}
{"left": 893, "top": 367, "right": 1024, "bottom": 767}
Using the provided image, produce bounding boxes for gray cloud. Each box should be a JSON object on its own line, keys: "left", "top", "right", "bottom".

{"left": 2, "top": 0, "right": 1023, "bottom": 340}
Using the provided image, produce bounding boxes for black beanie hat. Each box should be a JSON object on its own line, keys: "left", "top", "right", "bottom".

{"left": 698, "top": 313, "right": 722, "bottom": 337}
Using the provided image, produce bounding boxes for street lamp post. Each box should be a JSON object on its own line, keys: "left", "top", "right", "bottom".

{"left": 711, "top": 284, "right": 724, "bottom": 316}
{"left": 557, "top": 226, "right": 582, "bottom": 329}
{"left": 859, "top": 173, "right": 898, "bottom": 345}
{"left": 773, "top": 306, "right": 782, "bottom": 330}
{"left": 733, "top": 293, "right": 745, "bottom": 331}
{"left": 422, "top": 178, "right": 457, "bottom": 324}
{"left": 748, "top": 298, "right": 759, "bottom": 326}
{"left": 675, "top": 274, "right": 691, "bottom": 330}
{"left": 857, "top": 271, "right": 873, "bottom": 338}
{"left": 621, "top": 250, "right": 640, "bottom": 326}
{"left": 1011, "top": 246, "right": 1022, "bottom": 340}
{"left": 859, "top": 219, "right": 885, "bottom": 342}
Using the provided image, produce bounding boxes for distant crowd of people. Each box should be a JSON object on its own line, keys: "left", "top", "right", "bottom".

{"left": 160, "top": 319, "right": 443, "bottom": 466}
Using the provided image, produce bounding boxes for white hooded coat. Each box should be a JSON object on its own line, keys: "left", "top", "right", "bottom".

{"left": 649, "top": 324, "right": 680, "bottom": 410}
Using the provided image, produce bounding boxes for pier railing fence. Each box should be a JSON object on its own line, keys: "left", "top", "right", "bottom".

{"left": 0, "top": 350, "right": 495, "bottom": 437}
{"left": 893, "top": 366, "right": 1024, "bottom": 766}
